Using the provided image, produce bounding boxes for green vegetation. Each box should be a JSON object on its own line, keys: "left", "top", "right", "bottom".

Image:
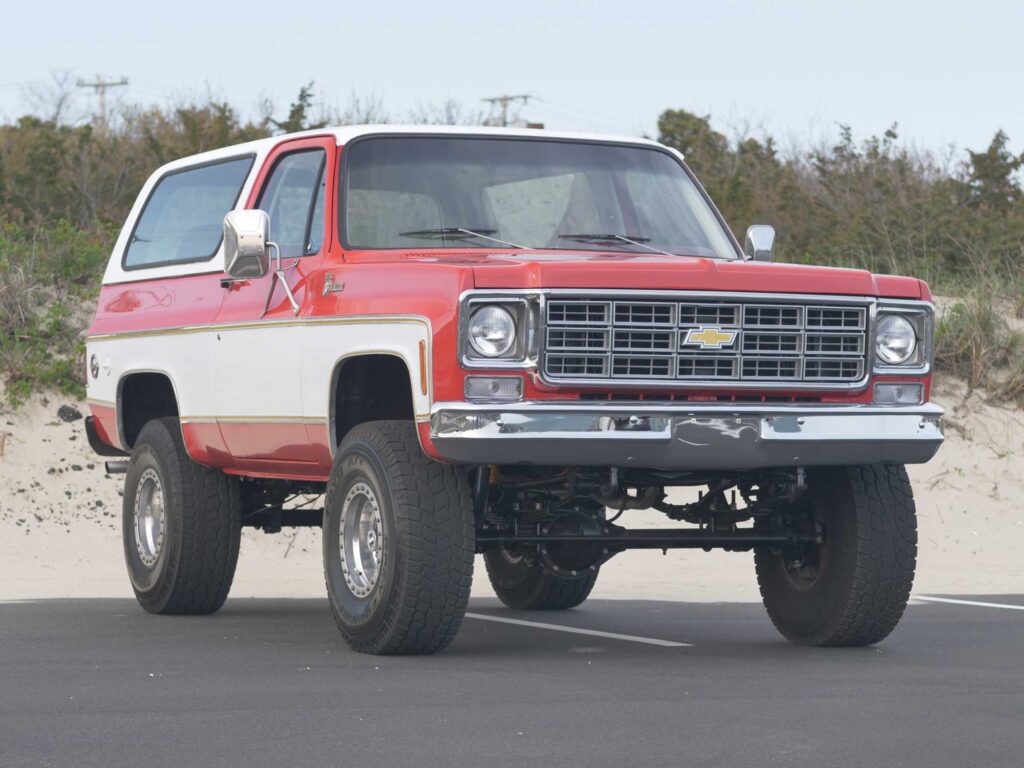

{"left": 1, "top": 88, "right": 1022, "bottom": 404}
{"left": 0, "top": 221, "right": 112, "bottom": 403}
{"left": 656, "top": 112, "right": 1024, "bottom": 289}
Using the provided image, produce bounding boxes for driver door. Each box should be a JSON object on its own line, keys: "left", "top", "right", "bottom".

{"left": 210, "top": 136, "right": 334, "bottom": 471}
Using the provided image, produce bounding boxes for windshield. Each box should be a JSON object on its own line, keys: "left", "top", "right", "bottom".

{"left": 342, "top": 136, "right": 739, "bottom": 259}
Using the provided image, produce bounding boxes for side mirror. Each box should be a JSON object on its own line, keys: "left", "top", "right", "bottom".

{"left": 744, "top": 224, "right": 776, "bottom": 262}
{"left": 223, "top": 209, "right": 271, "bottom": 279}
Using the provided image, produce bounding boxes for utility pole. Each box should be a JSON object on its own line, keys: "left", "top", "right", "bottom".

{"left": 482, "top": 94, "right": 541, "bottom": 128}
{"left": 76, "top": 74, "right": 129, "bottom": 129}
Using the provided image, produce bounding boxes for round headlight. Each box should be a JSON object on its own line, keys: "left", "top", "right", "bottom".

{"left": 468, "top": 305, "right": 516, "bottom": 357}
{"left": 876, "top": 314, "right": 917, "bottom": 365}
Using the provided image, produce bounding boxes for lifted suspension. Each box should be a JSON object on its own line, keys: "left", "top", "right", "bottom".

{"left": 476, "top": 524, "right": 820, "bottom": 551}
{"left": 475, "top": 465, "right": 816, "bottom": 572}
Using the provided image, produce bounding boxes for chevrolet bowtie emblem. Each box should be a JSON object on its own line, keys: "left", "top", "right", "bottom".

{"left": 684, "top": 327, "right": 737, "bottom": 350}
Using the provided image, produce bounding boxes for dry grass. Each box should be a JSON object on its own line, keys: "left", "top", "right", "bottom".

{"left": 935, "top": 288, "right": 1024, "bottom": 403}
{"left": 0, "top": 263, "right": 37, "bottom": 332}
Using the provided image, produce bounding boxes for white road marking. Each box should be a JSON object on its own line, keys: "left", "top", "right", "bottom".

{"left": 464, "top": 612, "right": 691, "bottom": 647}
{"left": 915, "top": 596, "right": 1024, "bottom": 612}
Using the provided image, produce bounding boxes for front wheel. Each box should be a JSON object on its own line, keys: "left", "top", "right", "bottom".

{"left": 755, "top": 464, "right": 917, "bottom": 647}
{"left": 323, "top": 421, "right": 475, "bottom": 655}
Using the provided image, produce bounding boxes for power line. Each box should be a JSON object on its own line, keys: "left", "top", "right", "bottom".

{"left": 481, "top": 94, "right": 537, "bottom": 128}
{"left": 531, "top": 97, "right": 644, "bottom": 136}
{"left": 76, "top": 74, "right": 129, "bottom": 128}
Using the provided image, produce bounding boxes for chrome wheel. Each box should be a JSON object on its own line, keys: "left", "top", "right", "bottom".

{"left": 133, "top": 468, "right": 165, "bottom": 568}
{"left": 339, "top": 482, "right": 384, "bottom": 598}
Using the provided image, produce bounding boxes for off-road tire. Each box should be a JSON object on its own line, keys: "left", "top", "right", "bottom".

{"left": 122, "top": 417, "right": 241, "bottom": 615}
{"left": 323, "top": 420, "right": 475, "bottom": 655}
{"left": 755, "top": 464, "right": 917, "bottom": 647}
{"left": 484, "top": 551, "right": 598, "bottom": 610}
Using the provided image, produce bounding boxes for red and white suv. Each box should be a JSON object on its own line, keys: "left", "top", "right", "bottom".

{"left": 85, "top": 126, "right": 943, "bottom": 654}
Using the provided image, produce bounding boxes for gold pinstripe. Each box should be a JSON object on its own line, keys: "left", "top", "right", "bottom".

{"left": 85, "top": 314, "right": 430, "bottom": 342}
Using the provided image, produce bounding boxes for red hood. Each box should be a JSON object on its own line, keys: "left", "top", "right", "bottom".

{"left": 344, "top": 249, "right": 926, "bottom": 299}
{"left": 470, "top": 252, "right": 924, "bottom": 299}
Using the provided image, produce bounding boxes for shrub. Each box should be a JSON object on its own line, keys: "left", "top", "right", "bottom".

{"left": 935, "top": 289, "right": 1024, "bottom": 398}
{"left": 0, "top": 221, "right": 112, "bottom": 404}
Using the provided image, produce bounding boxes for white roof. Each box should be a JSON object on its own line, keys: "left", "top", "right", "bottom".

{"left": 103, "top": 125, "right": 674, "bottom": 285}
{"left": 155, "top": 124, "right": 665, "bottom": 176}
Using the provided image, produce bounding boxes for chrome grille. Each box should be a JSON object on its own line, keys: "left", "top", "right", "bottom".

{"left": 548, "top": 301, "right": 610, "bottom": 325}
{"left": 612, "top": 355, "right": 673, "bottom": 378}
{"left": 679, "top": 304, "right": 739, "bottom": 327}
{"left": 613, "top": 329, "right": 674, "bottom": 352}
{"left": 546, "top": 354, "right": 608, "bottom": 377}
{"left": 677, "top": 356, "right": 737, "bottom": 379}
{"left": 547, "top": 328, "right": 609, "bottom": 351}
{"left": 741, "top": 332, "right": 801, "bottom": 354}
{"left": 543, "top": 295, "right": 869, "bottom": 386}
{"left": 743, "top": 305, "right": 802, "bottom": 328}
{"left": 614, "top": 302, "right": 675, "bottom": 326}
{"left": 742, "top": 357, "right": 800, "bottom": 380}
{"left": 806, "top": 307, "right": 864, "bottom": 329}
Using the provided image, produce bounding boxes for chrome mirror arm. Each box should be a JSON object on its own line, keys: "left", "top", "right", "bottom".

{"left": 260, "top": 242, "right": 300, "bottom": 318}
{"left": 270, "top": 240, "right": 281, "bottom": 272}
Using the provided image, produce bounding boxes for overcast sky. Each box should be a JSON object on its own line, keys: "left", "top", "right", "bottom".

{"left": 2, "top": 0, "right": 1021, "bottom": 155}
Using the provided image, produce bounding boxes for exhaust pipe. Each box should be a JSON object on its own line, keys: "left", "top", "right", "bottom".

{"left": 104, "top": 460, "right": 129, "bottom": 474}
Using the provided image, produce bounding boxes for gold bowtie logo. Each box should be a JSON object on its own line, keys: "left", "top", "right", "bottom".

{"left": 684, "top": 327, "right": 737, "bottom": 350}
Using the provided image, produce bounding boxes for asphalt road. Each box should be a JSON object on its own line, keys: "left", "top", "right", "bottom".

{"left": 1, "top": 596, "right": 1022, "bottom": 768}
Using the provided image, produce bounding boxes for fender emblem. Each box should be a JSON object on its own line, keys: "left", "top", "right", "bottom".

{"left": 323, "top": 273, "right": 345, "bottom": 296}
{"left": 683, "top": 327, "right": 737, "bottom": 350}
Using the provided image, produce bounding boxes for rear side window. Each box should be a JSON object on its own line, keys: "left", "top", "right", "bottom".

{"left": 124, "top": 155, "right": 254, "bottom": 269}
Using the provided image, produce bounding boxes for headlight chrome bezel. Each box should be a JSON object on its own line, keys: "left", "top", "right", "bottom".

{"left": 872, "top": 301, "right": 934, "bottom": 375}
{"left": 460, "top": 294, "right": 540, "bottom": 368}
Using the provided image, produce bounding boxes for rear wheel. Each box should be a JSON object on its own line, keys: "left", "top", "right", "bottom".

{"left": 484, "top": 549, "right": 599, "bottom": 610}
{"left": 323, "top": 421, "right": 474, "bottom": 655}
{"left": 122, "top": 417, "right": 241, "bottom": 615}
{"left": 755, "top": 464, "right": 917, "bottom": 647}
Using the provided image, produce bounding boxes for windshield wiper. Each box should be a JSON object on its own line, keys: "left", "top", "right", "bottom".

{"left": 557, "top": 232, "right": 679, "bottom": 258}
{"left": 399, "top": 227, "right": 525, "bottom": 249}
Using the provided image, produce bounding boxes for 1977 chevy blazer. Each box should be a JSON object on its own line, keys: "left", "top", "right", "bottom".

{"left": 85, "top": 126, "right": 943, "bottom": 654}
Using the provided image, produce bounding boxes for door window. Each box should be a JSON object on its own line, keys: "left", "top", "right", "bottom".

{"left": 257, "top": 149, "right": 327, "bottom": 258}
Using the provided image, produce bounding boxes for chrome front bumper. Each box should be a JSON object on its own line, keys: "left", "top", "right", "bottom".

{"left": 429, "top": 401, "right": 944, "bottom": 470}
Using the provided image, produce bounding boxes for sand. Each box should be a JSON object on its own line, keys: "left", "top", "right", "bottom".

{"left": 1, "top": 379, "right": 1022, "bottom": 603}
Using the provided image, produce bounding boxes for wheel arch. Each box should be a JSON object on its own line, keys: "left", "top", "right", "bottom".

{"left": 116, "top": 369, "right": 183, "bottom": 451}
{"left": 328, "top": 351, "right": 423, "bottom": 455}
